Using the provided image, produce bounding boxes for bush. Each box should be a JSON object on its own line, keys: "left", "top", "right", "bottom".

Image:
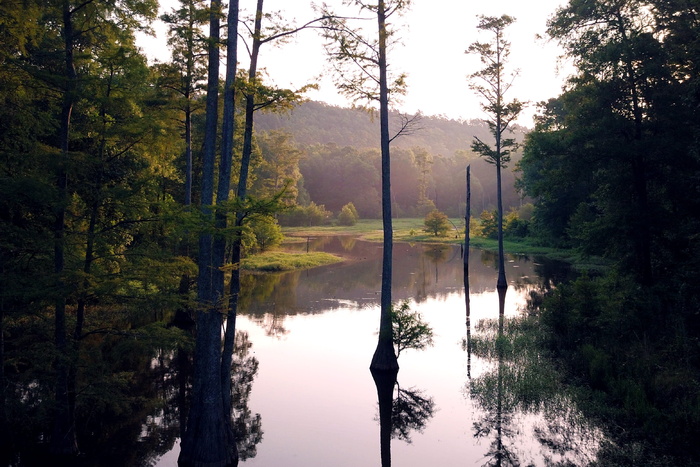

{"left": 278, "top": 202, "right": 332, "bottom": 227}
{"left": 337, "top": 202, "right": 359, "bottom": 226}
{"left": 423, "top": 209, "right": 450, "bottom": 236}
{"left": 504, "top": 209, "right": 529, "bottom": 238}
{"left": 479, "top": 210, "right": 498, "bottom": 239}
{"left": 248, "top": 216, "right": 283, "bottom": 252}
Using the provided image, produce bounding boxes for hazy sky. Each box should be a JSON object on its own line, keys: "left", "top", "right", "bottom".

{"left": 141, "top": 0, "right": 574, "bottom": 126}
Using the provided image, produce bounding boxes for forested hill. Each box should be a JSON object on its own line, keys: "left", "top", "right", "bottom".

{"left": 256, "top": 100, "right": 527, "bottom": 156}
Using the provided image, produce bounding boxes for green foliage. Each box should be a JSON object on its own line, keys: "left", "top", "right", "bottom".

{"left": 257, "top": 109, "right": 527, "bottom": 219}
{"left": 278, "top": 201, "right": 332, "bottom": 227}
{"left": 535, "top": 270, "right": 700, "bottom": 461}
{"left": 246, "top": 215, "right": 284, "bottom": 252}
{"left": 479, "top": 210, "right": 498, "bottom": 239}
{"left": 391, "top": 301, "right": 434, "bottom": 357}
{"left": 240, "top": 251, "right": 342, "bottom": 272}
{"left": 423, "top": 209, "right": 450, "bottom": 236}
{"left": 250, "top": 130, "right": 303, "bottom": 203}
{"left": 467, "top": 15, "right": 523, "bottom": 169}
{"left": 503, "top": 209, "right": 529, "bottom": 238}
{"left": 337, "top": 202, "right": 359, "bottom": 226}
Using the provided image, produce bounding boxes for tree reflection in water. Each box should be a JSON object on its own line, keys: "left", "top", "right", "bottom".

{"left": 229, "top": 331, "right": 264, "bottom": 460}
{"left": 466, "top": 288, "right": 602, "bottom": 466}
{"left": 391, "top": 384, "right": 435, "bottom": 443}
{"left": 149, "top": 329, "right": 263, "bottom": 463}
{"left": 372, "top": 370, "right": 436, "bottom": 467}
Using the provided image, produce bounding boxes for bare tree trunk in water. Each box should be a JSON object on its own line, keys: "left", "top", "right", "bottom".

{"left": 222, "top": 0, "right": 261, "bottom": 418}
{"left": 371, "top": 368, "right": 397, "bottom": 466}
{"left": 370, "top": 0, "right": 399, "bottom": 373}
{"left": 464, "top": 165, "right": 472, "bottom": 379}
{"left": 496, "top": 159, "right": 507, "bottom": 290}
{"left": 464, "top": 165, "right": 471, "bottom": 322}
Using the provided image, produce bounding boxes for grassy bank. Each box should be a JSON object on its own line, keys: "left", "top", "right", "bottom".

{"left": 283, "top": 218, "right": 607, "bottom": 270}
{"left": 241, "top": 251, "right": 343, "bottom": 272}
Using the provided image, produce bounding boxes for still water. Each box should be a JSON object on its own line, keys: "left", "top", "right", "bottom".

{"left": 155, "top": 236, "right": 602, "bottom": 466}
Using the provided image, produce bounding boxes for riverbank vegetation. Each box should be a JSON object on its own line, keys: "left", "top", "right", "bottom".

{"left": 2, "top": 0, "right": 699, "bottom": 464}
{"left": 516, "top": 2, "right": 700, "bottom": 464}
{"left": 241, "top": 251, "right": 342, "bottom": 272}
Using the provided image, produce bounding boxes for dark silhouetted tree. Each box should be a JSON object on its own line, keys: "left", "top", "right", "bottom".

{"left": 467, "top": 15, "right": 523, "bottom": 290}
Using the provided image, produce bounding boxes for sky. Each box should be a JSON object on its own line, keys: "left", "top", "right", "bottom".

{"left": 139, "top": 0, "right": 574, "bottom": 127}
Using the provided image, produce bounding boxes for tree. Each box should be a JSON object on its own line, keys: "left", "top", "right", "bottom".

{"left": 160, "top": 0, "right": 209, "bottom": 207}
{"left": 250, "top": 130, "right": 303, "bottom": 203}
{"left": 538, "top": 0, "right": 677, "bottom": 285}
{"left": 423, "top": 209, "right": 450, "bottom": 237}
{"left": 27, "top": 0, "right": 159, "bottom": 456}
{"left": 467, "top": 15, "right": 523, "bottom": 291}
{"left": 338, "top": 202, "right": 359, "bottom": 226}
{"left": 391, "top": 301, "right": 434, "bottom": 357}
{"left": 413, "top": 147, "right": 434, "bottom": 215}
{"left": 320, "top": 0, "right": 413, "bottom": 373}
{"left": 247, "top": 215, "right": 284, "bottom": 252}
{"left": 223, "top": 0, "right": 319, "bottom": 431}
{"left": 178, "top": 0, "right": 239, "bottom": 464}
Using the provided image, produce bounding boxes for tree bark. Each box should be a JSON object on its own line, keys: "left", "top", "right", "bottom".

{"left": 370, "top": 0, "right": 399, "bottom": 372}
{"left": 179, "top": 1, "right": 237, "bottom": 464}
{"left": 223, "top": 0, "right": 261, "bottom": 416}
{"left": 219, "top": 0, "right": 240, "bottom": 424}
{"left": 50, "top": 0, "right": 78, "bottom": 455}
{"left": 464, "top": 165, "right": 471, "bottom": 324}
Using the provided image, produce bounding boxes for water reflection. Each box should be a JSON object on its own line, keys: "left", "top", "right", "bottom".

{"left": 467, "top": 289, "right": 602, "bottom": 466}
{"left": 150, "top": 236, "right": 596, "bottom": 466}
{"left": 371, "top": 372, "right": 436, "bottom": 466}
{"left": 241, "top": 238, "right": 553, "bottom": 337}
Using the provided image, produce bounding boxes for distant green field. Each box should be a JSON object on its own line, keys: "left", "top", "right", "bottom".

{"left": 283, "top": 218, "right": 466, "bottom": 243}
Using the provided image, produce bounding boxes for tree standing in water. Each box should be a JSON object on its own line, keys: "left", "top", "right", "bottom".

{"left": 320, "top": 0, "right": 413, "bottom": 373}
{"left": 467, "top": 15, "right": 523, "bottom": 291}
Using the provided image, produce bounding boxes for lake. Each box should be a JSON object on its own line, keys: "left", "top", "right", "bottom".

{"left": 147, "top": 236, "right": 603, "bottom": 466}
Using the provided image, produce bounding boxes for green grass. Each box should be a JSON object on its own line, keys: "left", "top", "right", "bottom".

{"left": 241, "top": 251, "right": 343, "bottom": 272}
{"left": 284, "top": 218, "right": 466, "bottom": 243}
{"left": 282, "top": 218, "right": 609, "bottom": 270}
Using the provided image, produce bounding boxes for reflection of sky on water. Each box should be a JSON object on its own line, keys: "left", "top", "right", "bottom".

{"left": 155, "top": 237, "right": 600, "bottom": 467}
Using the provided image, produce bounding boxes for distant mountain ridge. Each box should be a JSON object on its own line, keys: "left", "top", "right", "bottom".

{"left": 256, "top": 100, "right": 527, "bottom": 156}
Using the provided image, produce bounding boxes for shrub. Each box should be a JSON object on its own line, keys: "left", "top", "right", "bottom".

{"left": 423, "top": 209, "right": 450, "bottom": 236}
{"left": 479, "top": 210, "right": 498, "bottom": 239}
{"left": 337, "top": 202, "right": 359, "bottom": 226}
{"left": 278, "top": 202, "right": 332, "bottom": 227}
{"left": 248, "top": 216, "right": 283, "bottom": 252}
{"left": 504, "top": 209, "right": 529, "bottom": 238}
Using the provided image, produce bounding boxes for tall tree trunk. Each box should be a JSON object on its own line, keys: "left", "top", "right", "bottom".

{"left": 50, "top": 0, "right": 78, "bottom": 455}
{"left": 224, "top": 0, "right": 259, "bottom": 416}
{"left": 185, "top": 104, "right": 193, "bottom": 207}
{"left": 179, "top": 1, "right": 237, "bottom": 464}
{"left": 495, "top": 35, "right": 507, "bottom": 291}
{"left": 496, "top": 160, "right": 506, "bottom": 290}
{"left": 464, "top": 165, "right": 471, "bottom": 325}
{"left": 615, "top": 9, "right": 652, "bottom": 285}
{"left": 370, "top": 0, "right": 399, "bottom": 372}
{"left": 219, "top": 0, "right": 240, "bottom": 425}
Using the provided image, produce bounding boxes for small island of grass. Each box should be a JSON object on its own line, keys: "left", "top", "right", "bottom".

{"left": 241, "top": 251, "right": 343, "bottom": 272}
